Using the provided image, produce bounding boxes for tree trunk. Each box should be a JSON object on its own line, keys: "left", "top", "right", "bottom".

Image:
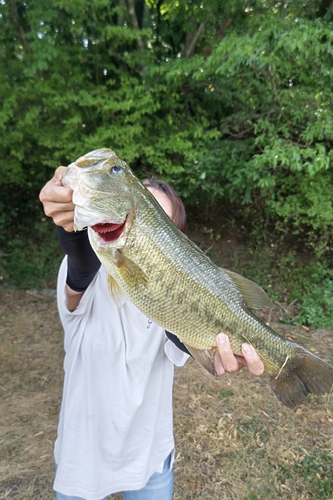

{"left": 127, "top": 0, "right": 143, "bottom": 49}
{"left": 8, "top": 1, "right": 29, "bottom": 53}
{"left": 118, "top": 0, "right": 126, "bottom": 26}
{"left": 185, "top": 22, "right": 205, "bottom": 59}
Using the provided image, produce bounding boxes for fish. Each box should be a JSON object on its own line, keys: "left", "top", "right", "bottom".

{"left": 62, "top": 148, "right": 333, "bottom": 409}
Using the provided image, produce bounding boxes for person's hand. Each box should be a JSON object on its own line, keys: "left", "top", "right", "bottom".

{"left": 214, "top": 333, "right": 264, "bottom": 376}
{"left": 39, "top": 167, "right": 75, "bottom": 231}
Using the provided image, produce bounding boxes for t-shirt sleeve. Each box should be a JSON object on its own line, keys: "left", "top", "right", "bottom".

{"left": 57, "top": 257, "right": 98, "bottom": 319}
{"left": 164, "top": 339, "right": 190, "bottom": 367}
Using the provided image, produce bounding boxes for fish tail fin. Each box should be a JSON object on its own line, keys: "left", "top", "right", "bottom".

{"left": 270, "top": 346, "right": 333, "bottom": 409}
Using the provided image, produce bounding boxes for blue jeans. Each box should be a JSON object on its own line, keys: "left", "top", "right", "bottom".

{"left": 55, "top": 452, "right": 174, "bottom": 500}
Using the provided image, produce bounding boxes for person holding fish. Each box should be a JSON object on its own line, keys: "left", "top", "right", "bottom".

{"left": 40, "top": 155, "right": 265, "bottom": 500}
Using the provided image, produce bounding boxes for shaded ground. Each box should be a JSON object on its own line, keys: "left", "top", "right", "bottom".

{"left": 1, "top": 288, "right": 333, "bottom": 500}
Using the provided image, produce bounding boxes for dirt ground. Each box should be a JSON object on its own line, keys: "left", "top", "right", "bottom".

{"left": 1, "top": 288, "right": 333, "bottom": 500}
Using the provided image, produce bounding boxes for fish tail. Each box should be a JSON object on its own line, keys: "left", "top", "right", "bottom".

{"left": 269, "top": 346, "right": 333, "bottom": 409}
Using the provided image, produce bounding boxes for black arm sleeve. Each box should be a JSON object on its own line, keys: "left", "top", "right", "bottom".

{"left": 165, "top": 330, "right": 192, "bottom": 356}
{"left": 57, "top": 227, "right": 101, "bottom": 292}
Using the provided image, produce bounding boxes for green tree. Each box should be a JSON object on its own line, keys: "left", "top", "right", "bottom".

{"left": 0, "top": 0, "right": 333, "bottom": 292}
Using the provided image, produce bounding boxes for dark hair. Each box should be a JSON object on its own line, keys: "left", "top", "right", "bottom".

{"left": 142, "top": 179, "right": 187, "bottom": 233}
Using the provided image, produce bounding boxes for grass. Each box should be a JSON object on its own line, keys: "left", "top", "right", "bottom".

{"left": 173, "top": 358, "right": 333, "bottom": 500}
{"left": 279, "top": 453, "right": 333, "bottom": 498}
{"left": 2, "top": 288, "right": 333, "bottom": 499}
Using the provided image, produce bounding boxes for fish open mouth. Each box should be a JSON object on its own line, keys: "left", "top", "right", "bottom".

{"left": 91, "top": 220, "right": 126, "bottom": 243}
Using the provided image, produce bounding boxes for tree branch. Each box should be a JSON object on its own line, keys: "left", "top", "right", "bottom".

{"left": 203, "top": 19, "right": 232, "bottom": 57}
{"left": 185, "top": 22, "right": 205, "bottom": 58}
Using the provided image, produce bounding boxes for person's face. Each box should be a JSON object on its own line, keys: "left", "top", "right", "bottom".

{"left": 147, "top": 187, "right": 174, "bottom": 222}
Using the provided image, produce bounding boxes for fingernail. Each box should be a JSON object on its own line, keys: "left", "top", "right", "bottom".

{"left": 217, "top": 333, "right": 227, "bottom": 344}
{"left": 242, "top": 343, "right": 253, "bottom": 356}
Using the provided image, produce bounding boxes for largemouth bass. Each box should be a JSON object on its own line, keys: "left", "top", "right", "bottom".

{"left": 62, "top": 148, "right": 333, "bottom": 409}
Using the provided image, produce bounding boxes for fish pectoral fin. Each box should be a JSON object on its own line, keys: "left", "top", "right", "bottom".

{"left": 184, "top": 345, "right": 219, "bottom": 377}
{"left": 107, "top": 274, "right": 126, "bottom": 308}
{"left": 115, "top": 250, "right": 148, "bottom": 289}
{"left": 223, "top": 269, "right": 274, "bottom": 310}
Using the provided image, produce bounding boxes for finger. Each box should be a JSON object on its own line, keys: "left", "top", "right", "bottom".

{"left": 42, "top": 201, "right": 75, "bottom": 217}
{"left": 39, "top": 186, "right": 73, "bottom": 207}
{"left": 233, "top": 355, "right": 247, "bottom": 370}
{"left": 62, "top": 222, "right": 75, "bottom": 232}
{"left": 44, "top": 184, "right": 73, "bottom": 205}
{"left": 214, "top": 349, "right": 225, "bottom": 376}
{"left": 241, "top": 344, "right": 265, "bottom": 376}
{"left": 216, "top": 333, "right": 240, "bottom": 374}
{"left": 54, "top": 166, "right": 67, "bottom": 185}
{"left": 53, "top": 211, "right": 75, "bottom": 232}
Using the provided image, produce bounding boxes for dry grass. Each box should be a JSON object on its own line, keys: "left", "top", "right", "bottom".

{"left": 0, "top": 289, "right": 62, "bottom": 499}
{"left": 1, "top": 288, "right": 333, "bottom": 500}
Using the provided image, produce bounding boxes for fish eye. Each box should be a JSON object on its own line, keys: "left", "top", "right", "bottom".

{"left": 110, "top": 165, "right": 122, "bottom": 174}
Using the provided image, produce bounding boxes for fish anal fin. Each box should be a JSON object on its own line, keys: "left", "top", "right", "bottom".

{"left": 270, "top": 345, "right": 333, "bottom": 409}
{"left": 185, "top": 344, "right": 219, "bottom": 377}
{"left": 107, "top": 274, "right": 126, "bottom": 308}
{"left": 223, "top": 269, "right": 274, "bottom": 310}
{"left": 115, "top": 250, "right": 148, "bottom": 289}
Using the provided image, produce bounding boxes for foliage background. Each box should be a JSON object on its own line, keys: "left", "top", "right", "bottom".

{"left": 0, "top": 0, "right": 333, "bottom": 327}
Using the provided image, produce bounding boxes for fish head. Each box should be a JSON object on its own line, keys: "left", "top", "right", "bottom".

{"left": 62, "top": 148, "right": 144, "bottom": 248}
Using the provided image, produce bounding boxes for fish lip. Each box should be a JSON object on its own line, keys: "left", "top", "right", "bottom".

{"left": 91, "top": 217, "right": 127, "bottom": 243}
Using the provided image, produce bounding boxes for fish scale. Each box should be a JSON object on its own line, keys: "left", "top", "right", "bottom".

{"left": 62, "top": 148, "right": 333, "bottom": 409}
{"left": 115, "top": 211, "right": 290, "bottom": 369}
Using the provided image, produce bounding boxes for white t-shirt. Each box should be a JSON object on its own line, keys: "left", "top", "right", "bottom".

{"left": 54, "top": 257, "right": 189, "bottom": 500}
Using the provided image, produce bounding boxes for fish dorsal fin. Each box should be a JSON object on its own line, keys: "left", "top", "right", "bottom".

{"left": 223, "top": 269, "right": 274, "bottom": 310}
{"left": 107, "top": 274, "right": 126, "bottom": 308}
{"left": 184, "top": 344, "right": 219, "bottom": 377}
{"left": 115, "top": 250, "right": 149, "bottom": 289}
